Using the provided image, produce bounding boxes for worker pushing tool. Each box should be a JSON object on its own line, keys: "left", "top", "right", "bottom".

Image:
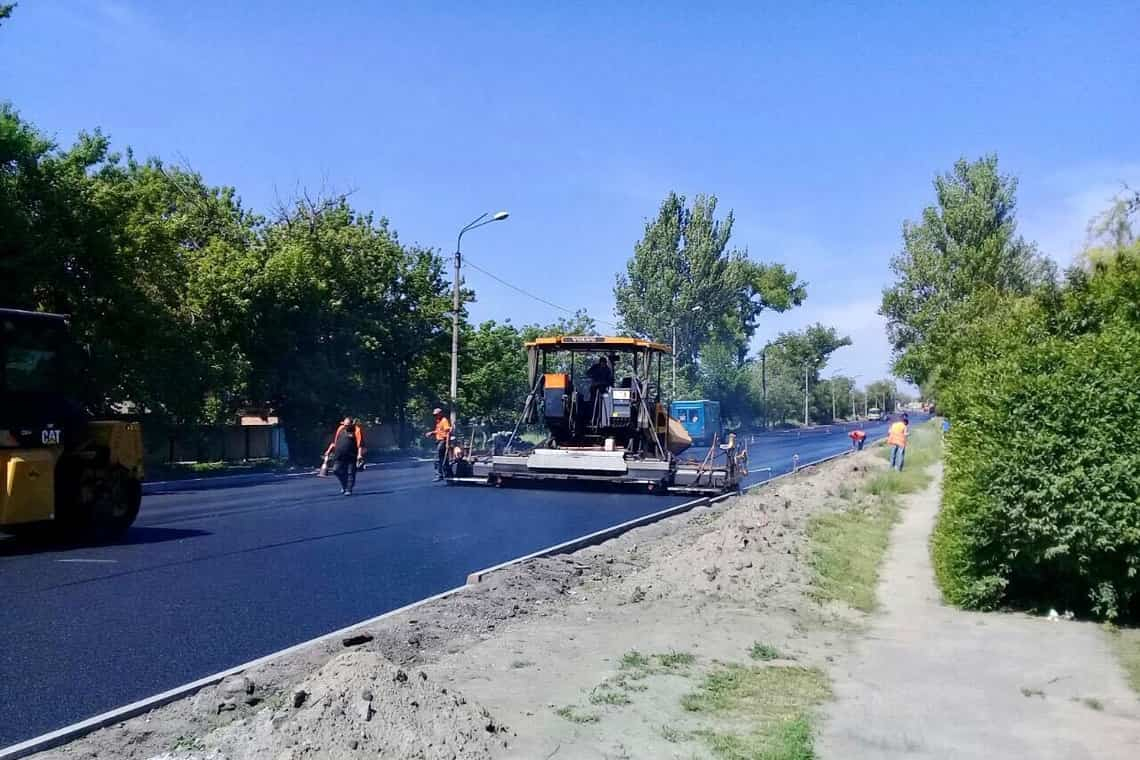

{"left": 426, "top": 407, "right": 452, "bottom": 481}
{"left": 849, "top": 428, "right": 867, "bottom": 450}
{"left": 324, "top": 417, "right": 364, "bottom": 495}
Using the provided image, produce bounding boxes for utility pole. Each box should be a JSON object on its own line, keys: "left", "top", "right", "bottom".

{"left": 830, "top": 379, "right": 836, "bottom": 422}
{"left": 803, "top": 363, "right": 810, "bottom": 427}
{"left": 761, "top": 347, "right": 768, "bottom": 430}
{"left": 671, "top": 305, "right": 701, "bottom": 402}
{"left": 672, "top": 324, "right": 677, "bottom": 400}
{"left": 450, "top": 211, "right": 509, "bottom": 427}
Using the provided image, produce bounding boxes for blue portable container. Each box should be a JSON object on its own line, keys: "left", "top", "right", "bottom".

{"left": 669, "top": 400, "right": 722, "bottom": 446}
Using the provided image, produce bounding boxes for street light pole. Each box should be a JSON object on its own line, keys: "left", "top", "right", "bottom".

{"left": 450, "top": 211, "right": 509, "bottom": 427}
{"left": 828, "top": 368, "right": 845, "bottom": 423}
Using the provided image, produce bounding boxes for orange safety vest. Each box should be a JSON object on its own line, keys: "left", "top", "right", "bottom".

{"left": 887, "top": 421, "right": 908, "bottom": 447}
{"left": 432, "top": 417, "right": 452, "bottom": 441}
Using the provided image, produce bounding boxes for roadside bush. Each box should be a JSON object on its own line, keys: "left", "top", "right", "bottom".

{"left": 933, "top": 319, "right": 1140, "bottom": 620}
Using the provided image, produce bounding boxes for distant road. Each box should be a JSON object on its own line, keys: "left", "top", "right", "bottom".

{"left": 0, "top": 417, "right": 901, "bottom": 748}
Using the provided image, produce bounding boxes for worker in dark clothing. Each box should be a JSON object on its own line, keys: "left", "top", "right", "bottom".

{"left": 586, "top": 357, "right": 614, "bottom": 426}
{"left": 586, "top": 356, "right": 613, "bottom": 389}
{"left": 324, "top": 417, "right": 363, "bottom": 495}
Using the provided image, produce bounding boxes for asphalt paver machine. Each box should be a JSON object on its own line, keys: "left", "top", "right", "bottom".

{"left": 450, "top": 336, "right": 745, "bottom": 494}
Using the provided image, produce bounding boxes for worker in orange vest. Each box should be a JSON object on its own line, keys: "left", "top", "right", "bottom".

{"left": 425, "top": 408, "right": 452, "bottom": 481}
{"left": 887, "top": 414, "right": 909, "bottom": 471}
{"left": 849, "top": 428, "right": 867, "bottom": 451}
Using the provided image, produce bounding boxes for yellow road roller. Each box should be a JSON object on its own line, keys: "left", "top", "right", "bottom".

{"left": 1, "top": 308, "right": 143, "bottom": 537}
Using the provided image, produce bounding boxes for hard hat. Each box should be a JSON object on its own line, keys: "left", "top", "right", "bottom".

{"left": 432, "top": 408, "right": 443, "bottom": 415}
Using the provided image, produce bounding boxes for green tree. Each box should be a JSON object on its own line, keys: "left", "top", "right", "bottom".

{"left": 0, "top": 4, "right": 15, "bottom": 27}
{"left": 694, "top": 337, "right": 753, "bottom": 424}
{"left": 458, "top": 320, "right": 527, "bottom": 427}
{"left": 864, "top": 379, "right": 898, "bottom": 414}
{"left": 519, "top": 309, "right": 598, "bottom": 341}
{"left": 614, "top": 192, "right": 804, "bottom": 374}
{"left": 880, "top": 155, "right": 1054, "bottom": 389}
{"left": 0, "top": 106, "right": 255, "bottom": 422}
{"left": 241, "top": 196, "right": 450, "bottom": 459}
{"left": 754, "top": 324, "right": 851, "bottom": 425}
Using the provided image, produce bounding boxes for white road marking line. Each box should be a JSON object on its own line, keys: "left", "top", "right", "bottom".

{"left": 55, "top": 559, "right": 118, "bottom": 564}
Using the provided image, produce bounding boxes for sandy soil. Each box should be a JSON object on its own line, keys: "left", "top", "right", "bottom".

{"left": 819, "top": 465, "right": 1140, "bottom": 760}
{"left": 34, "top": 452, "right": 882, "bottom": 760}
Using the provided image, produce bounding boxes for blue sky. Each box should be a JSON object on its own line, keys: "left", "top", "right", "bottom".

{"left": 3, "top": 1, "right": 1138, "bottom": 388}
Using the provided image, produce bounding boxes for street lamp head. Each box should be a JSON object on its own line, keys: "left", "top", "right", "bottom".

{"left": 492, "top": 211, "right": 509, "bottom": 221}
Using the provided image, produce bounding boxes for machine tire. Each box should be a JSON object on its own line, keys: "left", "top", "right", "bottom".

{"left": 94, "top": 467, "right": 142, "bottom": 536}
{"left": 57, "top": 464, "right": 141, "bottom": 539}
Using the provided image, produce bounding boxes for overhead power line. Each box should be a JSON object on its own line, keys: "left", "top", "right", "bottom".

{"left": 462, "top": 256, "right": 622, "bottom": 331}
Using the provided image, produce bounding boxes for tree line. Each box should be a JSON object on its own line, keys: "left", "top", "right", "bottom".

{"left": 2, "top": 99, "right": 898, "bottom": 461}
{"left": 881, "top": 155, "right": 1140, "bottom": 621}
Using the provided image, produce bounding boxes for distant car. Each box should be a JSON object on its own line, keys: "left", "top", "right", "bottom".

{"left": 867, "top": 407, "right": 883, "bottom": 421}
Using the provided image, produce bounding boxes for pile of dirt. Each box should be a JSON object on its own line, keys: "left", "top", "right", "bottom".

{"left": 588, "top": 456, "right": 886, "bottom": 607}
{"left": 151, "top": 651, "right": 509, "bottom": 760}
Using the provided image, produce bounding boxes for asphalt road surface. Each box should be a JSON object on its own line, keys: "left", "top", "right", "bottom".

{"left": 0, "top": 417, "right": 904, "bottom": 748}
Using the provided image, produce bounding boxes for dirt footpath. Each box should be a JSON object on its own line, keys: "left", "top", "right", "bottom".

{"left": 35, "top": 452, "right": 878, "bottom": 760}
{"left": 819, "top": 465, "right": 1140, "bottom": 760}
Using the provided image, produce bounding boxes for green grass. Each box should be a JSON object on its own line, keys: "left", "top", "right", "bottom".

{"left": 1081, "top": 697, "right": 1104, "bottom": 711}
{"left": 681, "top": 664, "right": 830, "bottom": 715}
{"left": 171, "top": 735, "right": 205, "bottom": 752}
{"left": 809, "top": 422, "right": 941, "bottom": 612}
{"left": 656, "top": 650, "right": 697, "bottom": 669}
{"left": 554, "top": 704, "right": 600, "bottom": 723}
{"left": 680, "top": 665, "right": 827, "bottom": 759}
{"left": 694, "top": 717, "right": 815, "bottom": 760}
{"left": 620, "top": 650, "right": 652, "bottom": 670}
{"left": 589, "top": 688, "right": 632, "bottom": 706}
{"left": 750, "top": 642, "right": 783, "bottom": 661}
{"left": 660, "top": 724, "right": 689, "bottom": 743}
{"left": 1107, "top": 626, "right": 1140, "bottom": 696}
{"left": 808, "top": 498, "right": 899, "bottom": 612}
{"left": 604, "top": 673, "right": 649, "bottom": 692}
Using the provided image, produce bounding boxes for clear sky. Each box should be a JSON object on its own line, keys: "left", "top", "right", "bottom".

{"left": 3, "top": 1, "right": 1138, "bottom": 388}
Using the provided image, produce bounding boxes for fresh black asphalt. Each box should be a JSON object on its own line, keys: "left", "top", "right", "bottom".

{"left": 0, "top": 418, "right": 902, "bottom": 748}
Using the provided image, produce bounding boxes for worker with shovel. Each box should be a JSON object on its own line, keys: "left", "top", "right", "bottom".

{"left": 426, "top": 408, "right": 452, "bottom": 481}
{"left": 887, "top": 414, "right": 909, "bottom": 471}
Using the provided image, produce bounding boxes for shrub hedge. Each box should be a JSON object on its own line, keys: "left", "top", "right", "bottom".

{"left": 933, "top": 318, "right": 1140, "bottom": 620}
